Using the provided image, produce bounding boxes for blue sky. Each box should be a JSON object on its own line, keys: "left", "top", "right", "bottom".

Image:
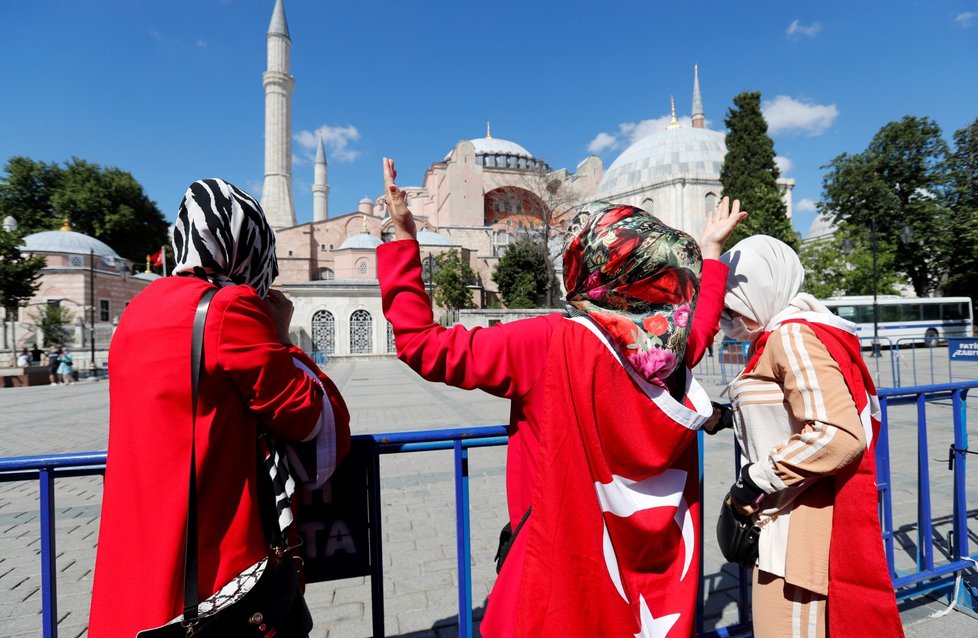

{"left": 2, "top": 0, "right": 977, "bottom": 238}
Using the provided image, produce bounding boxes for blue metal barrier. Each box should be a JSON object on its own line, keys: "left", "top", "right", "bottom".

{"left": 2, "top": 383, "right": 976, "bottom": 636}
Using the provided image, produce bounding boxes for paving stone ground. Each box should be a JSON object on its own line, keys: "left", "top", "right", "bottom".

{"left": 0, "top": 352, "right": 975, "bottom": 637}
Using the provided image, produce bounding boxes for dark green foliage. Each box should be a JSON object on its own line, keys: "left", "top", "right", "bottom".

{"left": 800, "top": 223, "right": 902, "bottom": 298}
{"left": 820, "top": 116, "right": 951, "bottom": 296}
{"left": 0, "top": 157, "right": 168, "bottom": 265}
{"left": 492, "top": 239, "right": 550, "bottom": 308}
{"left": 720, "top": 91, "right": 797, "bottom": 249}
{"left": 0, "top": 227, "right": 45, "bottom": 314}
{"left": 30, "top": 304, "right": 74, "bottom": 347}
{"left": 943, "top": 118, "right": 978, "bottom": 314}
{"left": 432, "top": 249, "right": 475, "bottom": 310}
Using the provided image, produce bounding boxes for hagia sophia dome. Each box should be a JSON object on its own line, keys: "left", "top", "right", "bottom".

{"left": 446, "top": 124, "right": 551, "bottom": 172}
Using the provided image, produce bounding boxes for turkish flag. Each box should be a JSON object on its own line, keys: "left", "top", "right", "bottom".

{"left": 149, "top": 247, "right": 164, "bottom": 267}
{"left": 508, "top": 317, "right": 712, "bottom": 637}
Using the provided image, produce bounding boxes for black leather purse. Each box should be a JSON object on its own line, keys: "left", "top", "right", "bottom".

{"left": 716, "top": 493, "right": 761, "bottom": 567}
{"left": 138, "top": 288, "right": 313, "bottom": 637}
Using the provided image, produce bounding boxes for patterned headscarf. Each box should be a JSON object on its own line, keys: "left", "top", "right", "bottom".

{"left": 563, "top": 204, "right": 702, "bottom": 385}
{"left": 171, "top": 178, "right": 278, "bottom": 298}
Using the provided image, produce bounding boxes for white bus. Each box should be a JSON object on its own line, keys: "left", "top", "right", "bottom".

{"left": 820, "top": 296, "right": 974, "bottom": 345}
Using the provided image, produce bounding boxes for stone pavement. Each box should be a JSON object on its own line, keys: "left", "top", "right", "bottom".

{"left": 0, "top": 355, "right": 976, "bottom": 637}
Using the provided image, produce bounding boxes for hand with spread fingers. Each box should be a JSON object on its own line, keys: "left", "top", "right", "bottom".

{"left": 699, "top": 196, "right": 747, "bottom": 260}
{"left": 383, "top": 157, "right": 417, "bottom": 241}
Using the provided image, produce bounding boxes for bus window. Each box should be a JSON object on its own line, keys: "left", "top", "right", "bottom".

{"left": 902, "top": 304, "right": 922, "bottom": 321}
{"left": 857, "top": 306, "right": 876, "bottom": 323}
{"left": 835, "top": 306, "right": 857, "bottom": 322}
{"left": 881, "top": 305, "right": 900, "bottom": 322}
{"left": 944, "top": 303, "right": 965, "bottom": 320}
{"left": 922, "top": 304, "right": 941, "bottom": 321}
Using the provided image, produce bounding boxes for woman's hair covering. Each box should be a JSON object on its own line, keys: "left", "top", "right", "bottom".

{"left": 170, "top": 178, "right": 278, "bottom": 298}
{"left": 563, "top": 203, "right": 702, "bottom": 385}
{"left": 719, "top": 235, "right": 805, "bottom": 329}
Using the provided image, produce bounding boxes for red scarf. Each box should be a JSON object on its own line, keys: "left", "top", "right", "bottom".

{"left": 747, "top": 319, "right": 904, "bottom": 638}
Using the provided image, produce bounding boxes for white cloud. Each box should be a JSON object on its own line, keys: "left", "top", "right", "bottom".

{"left": 587, "top": 114, "right": 704, "bottom": 155}
{"left": 245, "top": 180, "right": 263, "bottom": 200}
{"left": 196, "top": 39, "right": 208, "bottom": 48}
{"left": 954, "top": 12, "right": 978, "bottom": 27}
{"left": 787, "top": 19, "right": 822, "bottom": 39}
{"left": 762, "top": 95, "right": 838, "bottom": 135}
{"left": 774, "top": 156, "right": 793, "bottom": 175}
{"left": 796, "top": 198, "right": 818, "bottom": 213}
{"left": 295, "top": 124, "right": 362, "bottom": 162}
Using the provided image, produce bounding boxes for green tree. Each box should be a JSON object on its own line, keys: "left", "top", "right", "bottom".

{"left": 720, "top": 91, "right": 797, "bottom": 249}
{"left": 0, "top": 227, "right": 45, "bottom": 316}
{"left": 943, "top": 117, "right": 978, "bottom": 312}
{"left": 30, "top": 304, "right": 74, "bottom": 347}
{"left": 492, "top": 238, "right": 549, "bottom": 308}
{"left": 800, "top": 223, "right": 902, "bottom": 298}
{"left": 821, "top": 116, "right": 951, "bottom": 296}
{"left": 0, "top": 157, "right": 168, "bottom": 265}
{"left": 432, "top": 249, "right": 475, "bottom": 310}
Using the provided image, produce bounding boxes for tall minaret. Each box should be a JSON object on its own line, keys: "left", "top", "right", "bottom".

{"left": 691, "top": 64, "right": 705, "bottom": 129}
{"left": 261, "top": 0, "right": 296, "bottom": 229}
{"left": 313, "top": 136, "right": 329, "bottom": 222}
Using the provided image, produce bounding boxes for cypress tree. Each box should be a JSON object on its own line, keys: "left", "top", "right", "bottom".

{"left": 720, "top": 91, "right": 797, "bottom": 249}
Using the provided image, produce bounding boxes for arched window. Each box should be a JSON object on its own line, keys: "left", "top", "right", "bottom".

{"left": 350, "top": 309, "right": 373, "bottom": 354}
{"left": 317, "top": 267, "right": 335, "bottom": 281}
{"left": 387, "top": 321, "right": 396, "bottom": 354}
{"left": 311, "top": 310, "right": 335, "bottom": 356}
{"left": 356, "top": 259, "right": 369, "bottom": 276}
{"left": 705, "top": 192, "right": 718, "bottom": 215}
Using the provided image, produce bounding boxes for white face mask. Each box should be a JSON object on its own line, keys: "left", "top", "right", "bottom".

{"left": 719, "top": 314, "right": 762, "bottom": 343}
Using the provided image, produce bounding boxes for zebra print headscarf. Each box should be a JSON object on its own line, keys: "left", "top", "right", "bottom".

{"left": 171, "top": 178, "right": 278, "bottom": 298}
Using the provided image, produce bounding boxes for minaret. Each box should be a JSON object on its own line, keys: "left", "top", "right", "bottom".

{"left": 691, "top": 64, "right": 705, "bottom": 129}
{"left": 313, "top": 136, "right": 329, "bottom": 222}
{"left": 261, "top": 0, "right": 296, "bottom": 229}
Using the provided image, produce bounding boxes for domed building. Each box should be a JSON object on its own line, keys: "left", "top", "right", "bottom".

{"left": 596, "top": 66, "right": 794, "bottom": 241}
{"left": 7, "top": 220, "right": 150, "bottom": 365}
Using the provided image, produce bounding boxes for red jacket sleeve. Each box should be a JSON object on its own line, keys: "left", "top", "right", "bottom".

{"left": 684, "top": 259, "right": 728, "bottom": 368}
{"left": 213, "top": 288, "right": 325, "bottom": 443}
{"left": 377, "top": 240, "right": 560, "bottom": 399}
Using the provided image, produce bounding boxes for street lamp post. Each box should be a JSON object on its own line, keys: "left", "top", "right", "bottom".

{"left": 422, "top": 252, "right": 437, "bottom": 310}
{"left": 871, "top": 218, "right": 880, "bottom": 357}
{"left": 89, "top": 249, "right": 98, "bottom": 379}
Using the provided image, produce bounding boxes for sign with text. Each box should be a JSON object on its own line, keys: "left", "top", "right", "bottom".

{"left": 296, "top": 440, "right": 373, "bottom": 583}
{"left": 948, "top": 338, "right": 978, "bottom": 361}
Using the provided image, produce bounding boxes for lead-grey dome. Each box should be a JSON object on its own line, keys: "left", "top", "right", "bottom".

{"left": 21, "top": 228, "right": 120, "bottom": 258}
{"left": 338, "top": 233, "right": 383, "bottom": 250}
{"left": 416, "top": 230, "right": 458, "bottom": 247}
{"left": 597, "top": 127, "right": 727, "bottom": 198}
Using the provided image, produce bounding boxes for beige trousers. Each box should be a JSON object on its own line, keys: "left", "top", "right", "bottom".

{"left": 752, "top": 569, "right": 827, "bottom": 638}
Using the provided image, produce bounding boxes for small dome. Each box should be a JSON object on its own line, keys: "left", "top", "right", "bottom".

{"left": 805, "top": 212, "right": 836, "bottom": 242}
{"left": 359, "top": 197, "right": 373, "bottom": 204}
{"left": 416, "top": 230, "right": 458, "bottom": 247}
{"left": 338, "top": 233, "right": 383, "bottom": 250}
{"left": 3, "top": 216, "right": 17, "bottom": 232}
{"left": 21, "top": 228, "right": 121, "bottom": 258}
{"left": 134, "top": 271, "right": 162, "bottom": 281}
{"left": 597, "top": 127, "right": 727, "bottom": 198}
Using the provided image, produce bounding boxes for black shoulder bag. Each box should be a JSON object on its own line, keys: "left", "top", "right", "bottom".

{"left": 138, "top": 288, "right": 313, "bottom": 637}
{"left": 716, "top": 493, "right": 761, "bottom": 567}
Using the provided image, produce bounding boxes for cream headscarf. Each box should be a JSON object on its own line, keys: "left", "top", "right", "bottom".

{"left": 718, "top": 235, "right": 830, "bottom": 342}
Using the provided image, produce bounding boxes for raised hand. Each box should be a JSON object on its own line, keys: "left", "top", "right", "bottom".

{"left": 699, "top": 196, "right": 747, "bottom": 259}
{"left": 384, "top": 157, "right": 417, "bottom": 241}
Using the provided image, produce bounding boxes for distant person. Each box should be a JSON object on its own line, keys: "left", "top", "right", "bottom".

{"left": 378, "top": 157, "right": 745, "bottom": 637}
{"left": 716, "top": 235, "right": 903, "bottom": 638}
{"left": 57, "top": 347, "right": 74, "bottom": 385}
{"left": 89, "top": 178, "right": 351, "bottom": 637}
{"left": 46, "top": 346, "right": 60, "bottom": 385}
{"left": 31, "top": 344, "right": 43, "bottom": 364}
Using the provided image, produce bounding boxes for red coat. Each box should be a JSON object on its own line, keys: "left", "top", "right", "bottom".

{"left": 378, "top": 240, "right": 726, "bottom": 637}
{"left": 89, "top": 277, "right": 350, "bottom": 637}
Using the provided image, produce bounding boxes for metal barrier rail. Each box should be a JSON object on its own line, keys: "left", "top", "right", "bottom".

{"left": 3, "top": 382, "right": 976, "bottom": 637}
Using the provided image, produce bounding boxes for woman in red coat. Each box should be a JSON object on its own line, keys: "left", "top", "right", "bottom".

{"left": 379, "top": 159, "right": 744, "bottom": 637}
{"left": 89, "top": 178, "right": 350, "bottom": 637}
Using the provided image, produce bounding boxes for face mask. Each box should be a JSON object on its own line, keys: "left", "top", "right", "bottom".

{"left": 719, "top": 314, "right": 762, "bottom": 343}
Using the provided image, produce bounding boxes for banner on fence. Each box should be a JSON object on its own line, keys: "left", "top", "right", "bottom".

{"left": 295, "top": 440, "right": 372, "bottom": 582}
{"left": 948, "top": 338, "right": 978, "bottom": 360}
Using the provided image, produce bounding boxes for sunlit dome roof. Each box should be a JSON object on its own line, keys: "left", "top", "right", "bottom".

{"left": 134, "top": 271, "right": 162, "bottom": 281}
{"left": 597, "top": 127, "right": 726, "bottom": 198}
{"left": 338, "top": 233, "right": 382, "bottom": 250}
{"left": 444, "top": 134, "right": 535, "bottom": 161}
{"left": 21, "top": 228, "right": 120, "bottom": 258}
{"left": 416, "top": 230, "right": 458, "bottom": 247}
{"left": 805, "top": 212, "right": 836, "bottom": 242}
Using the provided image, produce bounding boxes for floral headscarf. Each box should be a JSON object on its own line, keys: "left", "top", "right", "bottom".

{"left": 170, "top": 178, "right": 279, "bottom": 298}
{"left": 563, "top": 204, "right": 702, "bottom": 385}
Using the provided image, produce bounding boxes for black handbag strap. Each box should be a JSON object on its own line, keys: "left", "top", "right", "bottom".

{"left": 182, "top": 287, "right": 218, "bottom": 623}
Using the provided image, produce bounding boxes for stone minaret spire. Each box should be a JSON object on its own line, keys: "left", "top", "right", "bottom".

{"left": 261, "top": 0, "right": 296, "bottom": 229}
{"left": 313, "top": 136, "right": 329, "bottom": 222}
{"left": 691, "top": 64, "right": 705, "bottom": 129}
